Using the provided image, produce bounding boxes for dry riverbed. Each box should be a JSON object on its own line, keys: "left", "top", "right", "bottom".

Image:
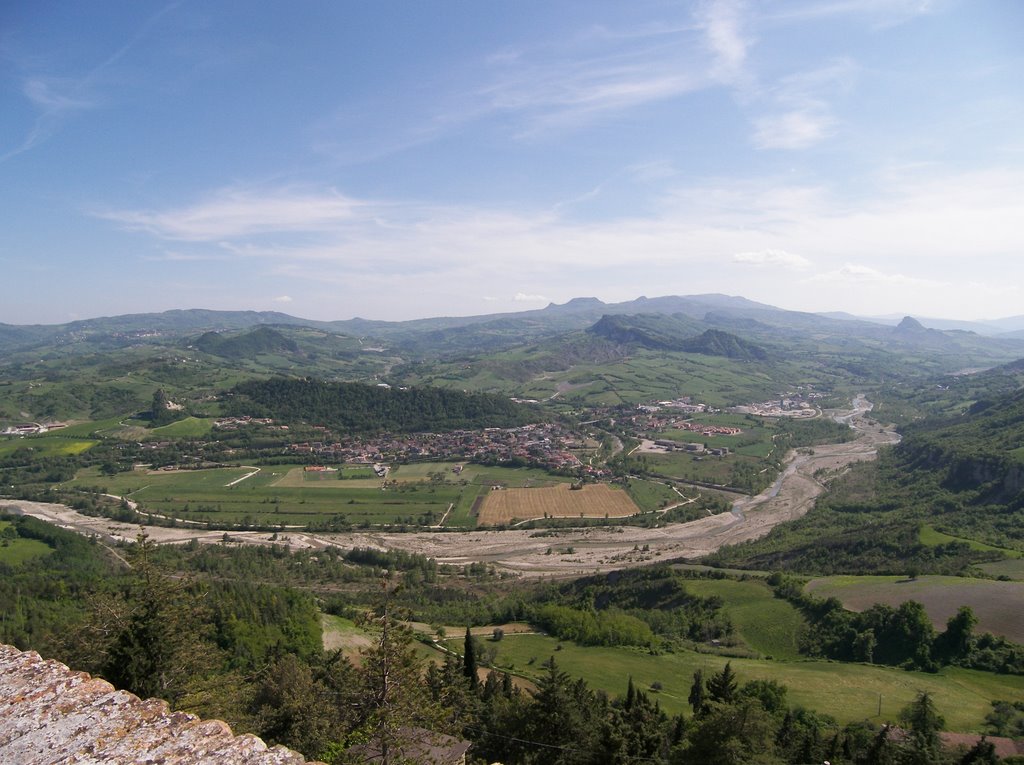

{"left": 6, "top": 397, "right": 898, "bottom": 578}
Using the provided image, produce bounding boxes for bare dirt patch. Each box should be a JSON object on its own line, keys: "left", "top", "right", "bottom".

{"left": 477, "top": 483, "right": 639, "bottom": 526}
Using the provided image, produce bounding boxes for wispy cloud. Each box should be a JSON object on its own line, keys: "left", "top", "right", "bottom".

{"left": 101, "top": 187, "right": 367, "bottom": 240}
{"left": 750, "top": 58, "right": 855, "bottom": 150}
{"left": 734, "top": 249, "right": 812, "bottom": 270}
{"left": 514, "top": 292, "right": 550, "bottom": 303}
{"left": 272, "top": 295, "right": 293, "bottom": 303}
{"left": 697, "top": 0, "right": 751, "bottom": 83}
{"left": 2, "top": 2, "right": 180, "bottom": 163}
{"left": 100, "top": 166, "right": 1024, "bottom": 319}
{"left": 765, "top": 0, "right": 937, "bottom": 28}
{"left": 752, "top": 110, "right": 835, "bottom": 149}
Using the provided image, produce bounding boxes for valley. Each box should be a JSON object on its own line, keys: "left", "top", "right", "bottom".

{"left": 2, "top": 296, "right": 1023, "bottom": 763}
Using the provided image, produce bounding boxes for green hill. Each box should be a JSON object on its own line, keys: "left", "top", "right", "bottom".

{"left": 192, "top": 326, "right": 299, "bottom": 359}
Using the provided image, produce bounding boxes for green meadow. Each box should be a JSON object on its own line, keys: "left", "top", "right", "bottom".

{"left": 680, "top": 577, "right": 804, "bottom": 660}
{"left": 0, "top": 520, "right": 53, "bottom": 565}
{"left": 150, "top": 416, "right": 215, "bottom": 437}
{"left": 920, "top": 524, "right": 1023, "bottom": 558}
{"left": 455, "top": 632, "right": 1023, "bottom": 731}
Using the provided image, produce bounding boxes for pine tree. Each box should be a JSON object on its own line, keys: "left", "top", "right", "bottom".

{"left": 463, "top": 626, "right": 478, "bottom": 687}
{"left": 706, "top": 662, "right": 738, "bottom": 704}
{"left": 352, "top": 578, "right": 444, "bottom": 764}
{"left": 899, "top": 691, "right": 946, "bottom": 765}
{"left": 689, "top": 668, "right": 708, "bottom": 717}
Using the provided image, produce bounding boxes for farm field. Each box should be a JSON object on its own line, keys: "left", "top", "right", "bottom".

{"left": 476, "top": 483, "right": 640, "bottom": 526}
{"left": 150, "top": 416, "right": 215, "bottom": 437}
{"left": 644, "top": 449, "right": 762, "bottom": 487}
{"left": 977, "top": 558, "right": 1024, "bottom": 581}
{"left": 680, "top": 577, "right": 804, "bottom": 660}
{"left": 457, "top": 632, "right": 1024, "bottom": 730}
{"left": 804, "top": 575, "right": 1024, "bottom": 643}
{"left": 622, "top": 478, "right": 685, "bottom": 513}
{"left": 0, "top": 435, "right": 98, "bottom": 457}
{"left": 60, "top": 462, "right": 580, "bottom": 528}
{"left": 391, "top": 462, "right": 569, "bottom": 488}
{"left": 63, "top": 465, "right": 471, "bottom": 527}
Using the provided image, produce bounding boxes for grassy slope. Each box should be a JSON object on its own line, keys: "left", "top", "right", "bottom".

{"left": 0, "top": 520, "right": 53, "bottom": 565}
{"left": 681, "top": 578, "right": 804, "bottom": 660}
{"left": 471, "top": 632, "right": 1023, "bottom": 731}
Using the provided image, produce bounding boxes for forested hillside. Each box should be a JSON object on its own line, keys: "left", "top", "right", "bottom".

{"left": 226, "top": 377, "right": 534, "bottom": 432}
{"left": 708, "top": 383, "right": 1024, "bottom": 575}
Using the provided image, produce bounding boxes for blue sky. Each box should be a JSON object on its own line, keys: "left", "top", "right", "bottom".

{"left": 2, "top": 0, "right": 1022, "bottom": 325}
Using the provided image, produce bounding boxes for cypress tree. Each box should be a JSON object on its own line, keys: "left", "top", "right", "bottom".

{"left": 463, "top": 627, "right": 477, "bottom": 686}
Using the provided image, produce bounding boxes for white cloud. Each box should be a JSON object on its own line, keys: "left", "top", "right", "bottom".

{"left": 101, "top": 166, "right": 1024, "bottom": 320}
{"left": 733, "top": 249, "right": 812, "bottom": 270}
{"left": 272, "top": 295, "right": 293, "bottom": 303}
{"left": 752, "top": 110, "right": 836, "bottom": 149}
{"left": 749, "top": 59, "right": 854, "bottom": 150}
{"left": 698, "top": 0, "right": 750, "bottom": 83}
{"left": 102, "top": 187, "right": 366, "bottom": 240}
{"left": 514, "top": 292, "right": 550, "bottom": 303}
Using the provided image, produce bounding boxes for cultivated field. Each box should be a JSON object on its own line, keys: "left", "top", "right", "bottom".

{"left": 805, "top": 575, "right": 1024, "bottom": 643}
{"left": 476, "top": 483, "right": 640, "bottom": 526}
{"left": 0, "top": 435, "right": 97, "bottom": 457}
{"left": 62, "top": 465, "right": 469, "bottom": 527}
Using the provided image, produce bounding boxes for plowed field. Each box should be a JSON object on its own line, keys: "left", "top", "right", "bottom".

{"left": 477, "top": 483, "right": 639, "bottom": 526}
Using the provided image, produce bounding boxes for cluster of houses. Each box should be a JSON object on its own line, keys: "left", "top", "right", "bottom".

{"left": 651, "top": 439, "right": 730, "bottom": 457}
{"left": 673, "top": 421, "right": 742, "bottom": 436}
{"left": 213, "top": 416, "right": 278, "bottom": 429}
{"left": 732, "top": 398, "right": 816, "bottom": 417}
{"left": 636, "top": 397, "right": 708, "bottom": 414}
{"left": 287, "top": 422, "right": 598, "bottom": 474}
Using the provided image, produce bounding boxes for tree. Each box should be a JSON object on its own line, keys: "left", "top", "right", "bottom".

{"left": 706, "top": 662, "right": 738, "bottom": 705}
{"left": 934, "top": 606, "right": 978, "bottom": 665}
{"left": 72, "top": 532, "right": 215, "bottom": 704}
{"left": 251, "top": 653, "right": 340, "bottom": 757}
{"left": 350, "top": 578, "right": 445, "bottom": 764}
{"left": 689, "top": 668, "right": 708, "bottom": 717}
{"left": 463, "top": 626, "right": 478, "bottom": 687}
{"left": 681, "top": 698, "right": 783, "bottom": 765}
{"left": 899, "top": 691, "right": 946, "bottom": 765}
{"left": 958, "top": 737, "right": 998, "bottom": 765}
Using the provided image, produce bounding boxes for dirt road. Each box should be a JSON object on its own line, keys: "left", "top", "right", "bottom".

{"left": 5, "top": 397, "right": 898, "bottom": 578}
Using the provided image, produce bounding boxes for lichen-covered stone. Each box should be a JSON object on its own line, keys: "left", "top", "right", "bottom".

{"left": 0, "top": 644, "right": 316, "bottom": 764}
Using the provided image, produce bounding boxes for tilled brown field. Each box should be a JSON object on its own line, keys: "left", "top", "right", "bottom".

{"left": 476, "top": 483, "right": 640, "bottom": 526}
{"left": 805, "top": 576, "right": 1024, "bottom": 643}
